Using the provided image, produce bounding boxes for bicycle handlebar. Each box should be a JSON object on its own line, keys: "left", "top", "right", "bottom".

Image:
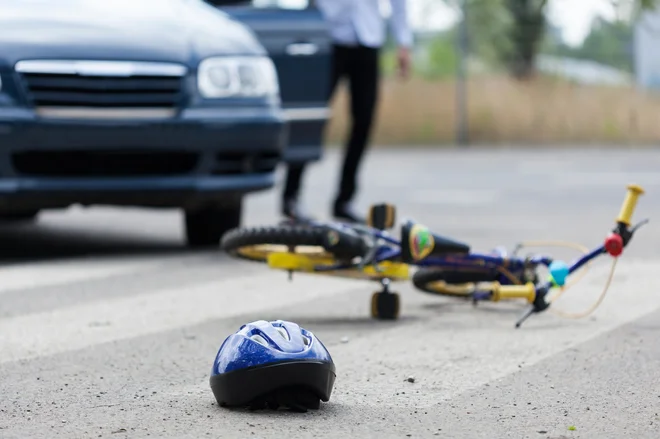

{"left": 616, "top": 184, "right": 645, "bottom": 227}
{"left": 512, "top": 183, "right": 647, "bottom": 328}
{"left": 490, "top": 282, "right": 536, "bottom": 303}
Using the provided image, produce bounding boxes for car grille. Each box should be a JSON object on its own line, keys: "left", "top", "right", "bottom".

{"left": 12, "top": 150, "right": 199, "bottom": 177}
{"left": 15, "top": 60, "right": 186, "bottom": 110}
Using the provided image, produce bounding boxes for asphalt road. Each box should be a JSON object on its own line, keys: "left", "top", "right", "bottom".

{"left": 0, "top": 148, "right": 659, "bottom": 439}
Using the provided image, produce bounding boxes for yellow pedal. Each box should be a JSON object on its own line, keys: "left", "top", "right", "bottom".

{"left": 361, "top": 262, "right": 410, "bottom": 280}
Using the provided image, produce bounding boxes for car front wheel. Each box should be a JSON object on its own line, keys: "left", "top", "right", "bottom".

{"left": 0, "top": 210, "right": 40, "bottom": 223}
{"left": 184, "top": 200, "right": 242, "bottom": 248}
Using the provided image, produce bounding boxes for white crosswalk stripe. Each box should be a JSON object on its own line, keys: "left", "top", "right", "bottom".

{"left": 408, "top": 189, "right": 502, "bottom": 206}
{"left": 0, "top": 269, "right": 361, "bottom": 364}
{"left": 0, "top": 256, "right": 179, "bottom": 295}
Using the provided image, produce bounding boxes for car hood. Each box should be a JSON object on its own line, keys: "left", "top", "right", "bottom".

{"left": 0, "top": 0, "right": 265, "bottom": 70}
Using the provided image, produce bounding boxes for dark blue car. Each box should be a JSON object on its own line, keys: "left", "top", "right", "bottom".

{"left": 0, "top": 0, "right": 330, "bottom": 246}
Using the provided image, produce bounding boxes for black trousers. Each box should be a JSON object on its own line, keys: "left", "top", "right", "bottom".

{"left": 282, "top": 44, "right": 380, "bottom": 205}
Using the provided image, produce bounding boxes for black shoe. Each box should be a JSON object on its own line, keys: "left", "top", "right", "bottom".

{"left": 282, "top": 198, "right": 314, "bottom": 224}
{"left": 332, "top": 201, "right": 365, "bottom": 224}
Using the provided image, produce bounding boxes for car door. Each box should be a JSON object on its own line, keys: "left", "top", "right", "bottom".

{"left": 209, "top": 0, "right": 332, "bottom": 164}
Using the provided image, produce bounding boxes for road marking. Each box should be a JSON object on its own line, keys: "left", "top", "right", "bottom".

{"left": 0, "top": 256, "right": 178, "bottom": 295}
{"left": 0, "top": 271, "right": 360, "bottom": 364}
{"left": 551, "top": 172, "right": 660, "bottom": 187}
{"left": 409, "top": 189, "right": 501, "bottom": 206}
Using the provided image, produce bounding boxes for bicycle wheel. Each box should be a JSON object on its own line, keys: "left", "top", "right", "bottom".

{"left": 412, "top": 268, "right": 496, "bottom": 298}
{"left": 220, "top": 225, "right": 368, "bottom": 265}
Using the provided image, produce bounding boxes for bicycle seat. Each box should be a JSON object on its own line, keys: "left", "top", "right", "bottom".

{"left": 400, "top": 220, "right": 470, "bottom": 262}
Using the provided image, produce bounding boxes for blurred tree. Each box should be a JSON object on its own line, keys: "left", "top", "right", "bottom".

{"left": 441, "top": 0, "right": 546, "bottom": 78}
{"left": 543, "top": 17, "right": 635, "bottom": 72}
{"left": 637, "top": 0, "right": 660, "bottom": 10}
{"left": 424, "top": 33, "right": 459, "bottom": 79}
{"left": 503, "top": 0, "right": 547, "bottom": 78}
{"left": 444, "top": 0, "right": 660, "bottom": 79}
{"left": 464, "top": 0, "right": 513, "bottom": 68}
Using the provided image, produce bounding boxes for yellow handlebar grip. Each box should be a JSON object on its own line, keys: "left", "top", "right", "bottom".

{"left": 492, "top": 282, "right": 536, "bottom": 303}
{"left": 616, "top": 184, "right": 645, "bottom": 226}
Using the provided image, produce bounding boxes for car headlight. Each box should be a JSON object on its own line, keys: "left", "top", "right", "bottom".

{"left": 197, "top": 56, "right": 279, "bottom": 99}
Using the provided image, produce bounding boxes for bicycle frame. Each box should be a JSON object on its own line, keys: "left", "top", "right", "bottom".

{"left": 300, "top": 219, "right": 553, "bottom": 280}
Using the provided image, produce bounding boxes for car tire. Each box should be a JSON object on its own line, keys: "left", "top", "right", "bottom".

{"left": 184, "top": 200, "right": 242, "bottom": 248}
{"left": 0, "top": 210, "right": 40, "bottom": 223}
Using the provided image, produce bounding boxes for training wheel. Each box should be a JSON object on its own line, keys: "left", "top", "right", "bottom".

{"left": 370, "top": 291, "right": 400, "bottom": 320}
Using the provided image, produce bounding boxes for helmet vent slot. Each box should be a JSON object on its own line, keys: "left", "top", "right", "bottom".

{"left": 250, "top": 334, "right": 269, "bottom": 347}
{"left": 275, "top": 326, "right": 290, "bottom": 341}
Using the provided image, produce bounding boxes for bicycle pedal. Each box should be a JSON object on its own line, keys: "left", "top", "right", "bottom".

{"left": 367, "top": 203, "right": 396, "bottom": 230}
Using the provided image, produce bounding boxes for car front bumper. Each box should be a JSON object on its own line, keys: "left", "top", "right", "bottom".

{"left": 0, "top": 106, "right": 287, "bottom": 210}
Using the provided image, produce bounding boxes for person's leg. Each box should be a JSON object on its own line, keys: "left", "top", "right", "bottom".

{"left": 280, "top": 164, "right": 306, "bottom": 220}
{"left": 333, "top": 45, "right": 381, "bottom": 222}
{"left": 282, "top": 165, "right": 304, "bottom": 203}
{"left": 281, "top": 44, "right": 348, "bottom": 220}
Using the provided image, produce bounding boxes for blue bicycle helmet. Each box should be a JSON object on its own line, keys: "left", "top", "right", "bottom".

{"left": 210, "top": 320, "right": 336, "bottom": 412}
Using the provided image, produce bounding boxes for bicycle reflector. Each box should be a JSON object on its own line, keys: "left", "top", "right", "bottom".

{"left": 604, "top": 233, "right": 623, "bottom": 257}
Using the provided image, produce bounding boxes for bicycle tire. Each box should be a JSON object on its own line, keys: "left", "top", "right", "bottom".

{"left": 412, "top": 268, "right": 496, "bottom": 298}
{"left": 220, "top": 225, "right": 369, "bottom": 264}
